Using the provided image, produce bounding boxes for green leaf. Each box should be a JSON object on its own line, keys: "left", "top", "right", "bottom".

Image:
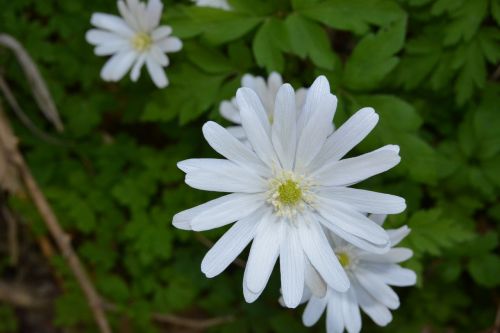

{"left": 343, "top": 17, "right": 407, "bottom": 90}
{"left": 253, "top": 19, "right": 288, "bottom": 72}
{"left": 185, "top": 42, "right": 235, "bottom": 74}
{"left": 467, "top": 254, "right": 500, "bottom": 287}
{"left": 285, "top": 14, "right": 336, "bottom": 69}
{"left": 300, "top": 0, "right": 405, "bottom": 35}
{"left": 443, "top": 0, "right": 488, "bottom": 45}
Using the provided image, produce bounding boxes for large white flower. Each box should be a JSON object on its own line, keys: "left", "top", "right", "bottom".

{"left": 86, "top": 0, "right": 182, "bottom": 88}
{"left": 301, "top": 215, "right": 416, "bottom": 333}
{"left": 173, "top": 76, "right": 406, "bottom": 308}
{"left": 220, "top": 72, "right": 308, "bottom": 140}
{"left": 193, "top": 0, "right": 231, "bottom": 10}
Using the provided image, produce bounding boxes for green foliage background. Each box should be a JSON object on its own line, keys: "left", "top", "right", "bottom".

{"left": 1, "top": 0, "right": 499, "bottom": 332}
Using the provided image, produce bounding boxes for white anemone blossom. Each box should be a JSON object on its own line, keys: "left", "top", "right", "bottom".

{"left": 193, "top": 0, "right": 231, "bottom": 10}
{"left": 301, "top": 215, "right": 416, "bottom": 333}
{"left": 173, "top": 76, "right": 406, "bottom": 308}
{"left": 220, "top": 72, "right": 308, "bottom": 140}
{"left": 86, "top": 0, "right": 182, "bottom": 88}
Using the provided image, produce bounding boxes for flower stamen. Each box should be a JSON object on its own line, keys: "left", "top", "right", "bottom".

{"left": 267, "top": 170, "right": 314, "bottom": 219}
{"left": 132, "top": 32, "right": 152, "bottom": 52}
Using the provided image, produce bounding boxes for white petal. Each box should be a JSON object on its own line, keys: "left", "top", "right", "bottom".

{"left": 267, "top": 72, "right": 283, "bottom": 98}
{"left": 94, "top": 40, "right": 130, "bottom": 56}
{"left": 201, "top": 211, "right": 262, "bottom": 278}
{"left": 310, "top": 107, "right": 379, "bottom": 171}
{"left": 358, "top": 248, "right": 413, "bottom": 263}
{"left": 318, "top": 216, "right": 390, "bottom": 254}
{"left": 188, "top": 193, "right": 264, "bottom": 231}
{"left": 299, "top": 218, "right": 349, "bottom": 292}
{"left": 354, "top": 269, "right": 400, "bottom": 309}
{"left": 303, "top": 296, "right": 327, "bottom": 327}
{"left": 220, "top": 100, "right": 241, "bottom": 124}
{"left": 341, "top": 287, "right": 362, "bottom": 333}
{"left": 295, "top": 91, "right": 337, "bottom": 172}
{"left": 352, "top": 279, "right": 392, "bottom": 327}
{"left": 327, "top": 291, "right": 345, "bottom": 333}
{"left": 299, "top": 76, "right": 331, "bottom": 125}
{"left": 86, "top": 29, "right": 124, "bottom": 46}
{"left": 146, "top": 54, "right": 168, "bottom": 88}
{"left": 237, "top": 88, "right": 277, "bottom": 167}
{"left": 245, "top": 212, "right": 281, "bottom": 293}
{"left": 146, "top": 0, "right": 163, "bottom": 30}
{"left": 305, "top": 258, "right": 327, "bottom": 298}
{"left": 387, "top": 226, "right": 411, "bottom": 246}
{"left": 243, "top": 268, "right": 264, "bottom": 303}
{"left": 360, "top": 263, "right": 417, "bottom": 287}
{"left": 100, "top": 50, "right": 137, "bottom": 81}
{"left": 157, "top": 36, "right": 183, "bottom": 53}
{"left": 225, "top": 126, "right": 246, "bottom": 139}
{"left": 280, "top": 226, "right": 305, "bottom": 308}
{"left": 369, "top": 214, "right": 387, "bottom": 226}
{"left": 117, "top": 1, "right": 141, "bottom": 31}
{"left": 202, "top": 121, "right": 269, "bottom": 177}
{"left": 152, "top": 26, "right": 172, "bottom": 41}
{"left": 242, "top": 75, "right": 272, "bottom": 112}
{"left": 313, "top": 145, "right": 401, "bottom": 187}
{"left": 272, "top": 84, "right": 297, "bottom": 171}
{"left": 318, "top": 187, "right": 406, "bottom": 215}
{"left": 130, "top": 53, "right": 146, "bottom": 81}
{"left": 295, "top": 88, "right": 308, "bottom": 110}
{"left": 179, "top": 158, "right": 266, "bottom": 193}
{"left": 317, "top": 198, "right": 389, "bottom": 246}
{"left": 90, "top": 13, "right": 134, "bottom": 37}
{"left": 149, "top": 45, "right": 169, "bottom": 66}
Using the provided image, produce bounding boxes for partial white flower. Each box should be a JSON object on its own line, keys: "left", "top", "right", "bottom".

{"left": 193, "top": 0, "right": 231, "bottom": 10}
{"left": 86, "top": 0, "right": 182, "bottom": 88}
{"left": 301, "top": 215, "right": 416, "bottom": 333}
{"left": 173, "top": 76, "right": 406, "bottom": 308}
{"left": 220, "top": 72, "right": 308, "bottom": 140}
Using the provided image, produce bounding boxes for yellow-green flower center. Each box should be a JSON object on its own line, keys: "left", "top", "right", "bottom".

{"left": 132, "top": 32, "right": 152, "bottom": 52}
{"left": 277, "top": 179, "right": 302, "bottom": 206}
{"left": 337, "top": 252, "right": 350, "bottom": 267}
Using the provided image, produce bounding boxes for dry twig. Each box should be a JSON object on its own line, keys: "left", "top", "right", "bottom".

{"left": 0, "top": 106, "right": 112, "bottom": 333}
{"left": 0, "top": 204, "right": 19, "bottom": 265}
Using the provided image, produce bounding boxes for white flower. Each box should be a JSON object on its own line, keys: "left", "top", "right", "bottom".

{"left": 86, "top": 0, "right": 182, "bottom": 88}
{"left": 301, "top": 215, "right": 416, "bottom": 333}
{"left": 173, "top": 76, "right": 406, "bottom": 308}
{"left": 193, "top": 0, "right": 231, "bottom": 10}
{"left": 220, "top": 72, "right": 308, "bottom": 140}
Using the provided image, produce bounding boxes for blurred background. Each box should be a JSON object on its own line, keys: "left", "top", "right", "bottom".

{"left": 0, "top": 0, "right": 499, "bottom": 332}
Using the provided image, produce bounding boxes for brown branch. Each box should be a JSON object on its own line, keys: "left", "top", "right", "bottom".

{"left": 0, "top": 204, "right": 19, "bottom": 265}
{"left": 0, "top": 281, "right": 48, "bottom": 308}
{"left": 0, "top": 107, "right": 112, "bottom": 333}
{"left": 152, "top": 312, "right": 234, "bottom": 330}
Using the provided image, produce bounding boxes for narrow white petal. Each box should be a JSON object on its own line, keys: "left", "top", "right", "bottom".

{"left": 130, "top": 53, "right": 146, "bottom": 81}
{"left": 242, "top": 75, "right": 272, "bottom": 112}
{"left": 220, "top": 100, "right": 241, "bottom": 124}
{"left": 100, "top": 51, "right": 136, "bottom": 81}
{"left": 387, "top": 226, "right": 411, "bottom": 246}
{"left": 355, "top": 269, "right": 400, "bottom": 309}
{"left": 272, "top": 84, "right": 297, "bottom": 170}
{"left": 341, "top": 287, "right": 362, "bottom": 333}
{"left": 94, "top": 40, "right": 130, "bottom": 56}
{"left": 318, "top": 216, "right": 390, "bottom": 254}
{"left": 243, "top": 267, "right": 264, "bottom": 303}
{"left": 201, "top": 211, "right": 261, "bottom": 278}
{"left": 202, "top": 121, "right": 269, "bottom": 177}
{"left": 299, "top": 218, "right": 349, "bottom": 292}
{"left": 302, "top": 296, "right": 327, "bottom": 327}
{"left": 157, "top": 36, "right": 183, "bottom": 53}
{"left": 358, "top": 248, "right": 413, "bottom": 263}
{"left": 146, "top": 0, "right": 163, "bottom": 30}
{"left": 318, "top": 187, "right": 406, "bottom": 215}
{"left": 237, "top": 88, "right": 278, "bottom": 167}
{"left": 280, "top": 226, "right": 305, "bottom": 308}
{"left": 369, "top": 213, "right": 387, "bottom": 226}
{"left": 317, "top": 198, "right": 389, "bottom": 246}
{"left": 152, "top": 26, "right": 172, "bottom": 41}
{"left": 189, "top": 193, "right": 265, "bottom": 231}
{"left": 179, "top": 158, "right": 266, "bottom": 193}
{"left": 360, "top": 263, "right": 417, "bottom": 287}
{"left": 295, "top": 92, "right": 337, "bottom": 172}
{"left": 299, "top": 75, "right": 331, "bottom": 125}
{"left": 327, "top": 291, "right": 345, "bottom": 333}
{"left": 313, "top": 145, "right": 401, "bottom": 187}
{"left": 352, "top": 279, "right": 392, "bottom": 327}
{"left": 91, "top": 13, "right": 134, "bottom": 37}
{"left": 225, "top": 126, "right": 246, "bottom": 139}
{"left": 245, "top": 212, "right": 281, "bottom": 293}
{"left": 86, "top": 29, "right": 124, "bottom": 46}
{"left": 149, "top": 45, "right": 169, "bottom": 66}
{"left": 310, "top": 108, "right": 379, "bottom": 170}
{"left": 117, "top": 1, "right": 141, "bottom": 31}
{"left": 146, "top": 54, "right": 168, "bottom": 87}
{"left": 305, "top": 258, "right": 327, "bottom": 298}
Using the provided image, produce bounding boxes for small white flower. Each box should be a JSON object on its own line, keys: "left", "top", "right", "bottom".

{"left": 86, "top": 0, "right": 182, "bottom": 88}
{"left": 173, "top": 76, "right": 405, "bottom": 308}
{"left": 220, "top": 72, "right": 308, "bottom": 140}
{"left": 193, "top": 0, "right": 231, "bottom": 10}
{"left": 301, "top": 215, "right": 416, "bottom": 333}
